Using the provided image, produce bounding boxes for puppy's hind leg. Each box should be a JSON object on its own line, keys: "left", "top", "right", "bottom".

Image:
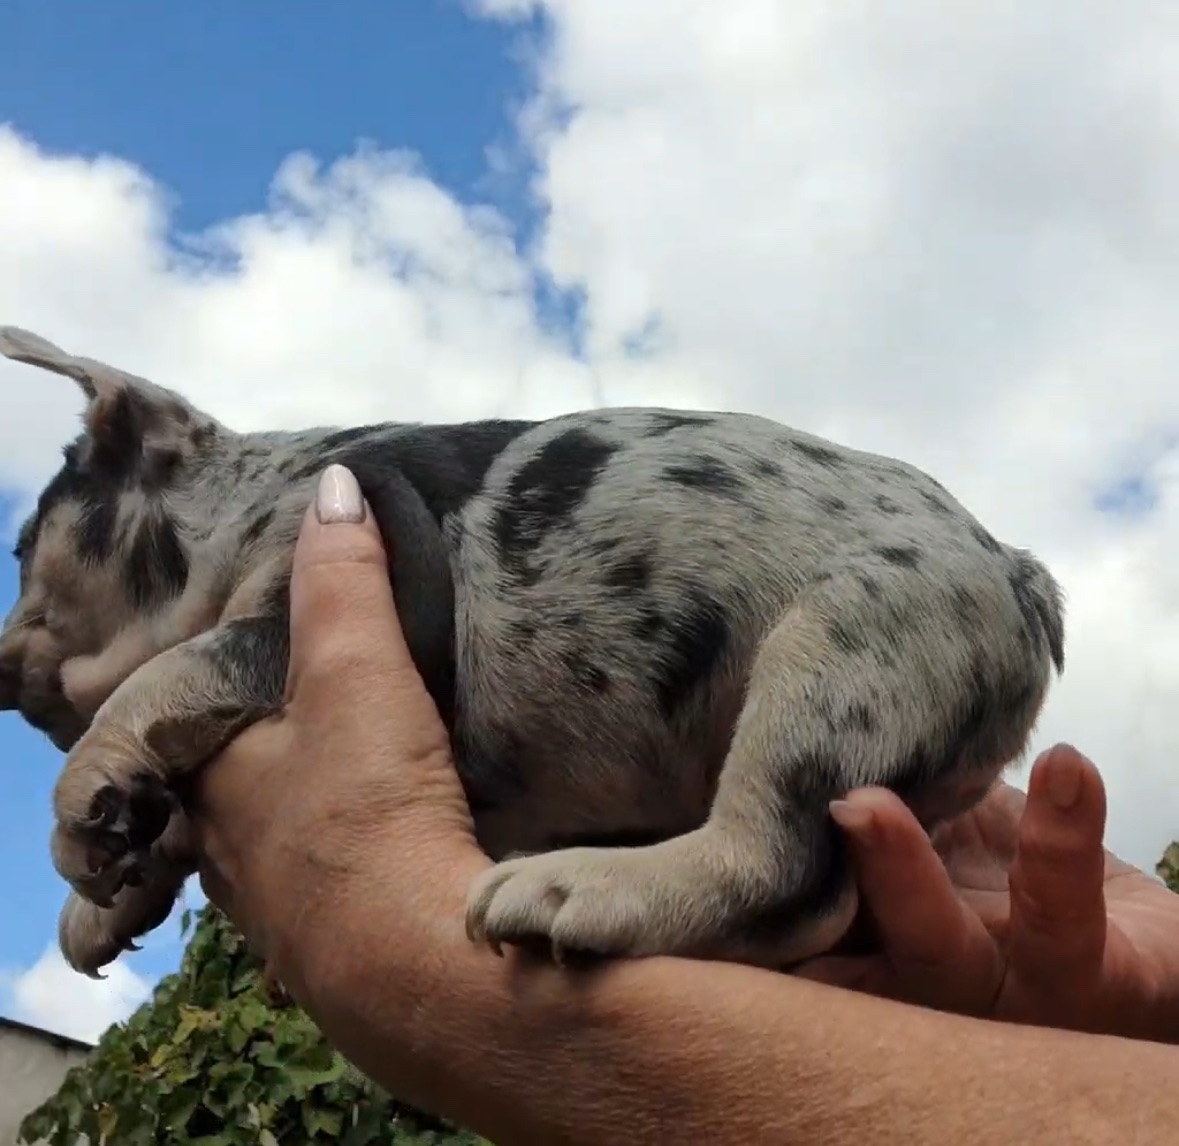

{"left": 463, "top": 594, "right": 865, "bottom": 966}
{"left": 466, "top": 570, "right": 1050, "bottom": 969}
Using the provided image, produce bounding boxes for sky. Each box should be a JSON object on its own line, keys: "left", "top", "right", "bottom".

{"left": 2, "top": 0, "right": 1179, "bottom": 1044}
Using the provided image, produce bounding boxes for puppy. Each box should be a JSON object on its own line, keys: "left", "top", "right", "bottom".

{"left": 0, "top": 325, "right": 1064, "bottom": 978}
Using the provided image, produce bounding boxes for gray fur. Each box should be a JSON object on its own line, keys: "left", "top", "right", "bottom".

{"left": 0, "top": 325, "right": 1065, "bottom": 976}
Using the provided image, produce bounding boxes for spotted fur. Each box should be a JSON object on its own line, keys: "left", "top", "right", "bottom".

{"left": 0, "top": 326, "right": 1065, "bottom": 976}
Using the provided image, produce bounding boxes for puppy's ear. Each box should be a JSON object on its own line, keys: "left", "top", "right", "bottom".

{"left": 0, "top": 326, "right": 217, "bottom": 485}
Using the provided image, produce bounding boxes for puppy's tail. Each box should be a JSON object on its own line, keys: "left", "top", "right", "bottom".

{"left": 1007, "top": 549, "right": 1066, "bottom": 675}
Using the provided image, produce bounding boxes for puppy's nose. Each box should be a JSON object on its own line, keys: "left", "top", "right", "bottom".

{"left": 0, "top": 659, "right": 19, "bottom": 710}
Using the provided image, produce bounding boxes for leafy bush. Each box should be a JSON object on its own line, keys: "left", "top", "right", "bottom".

{"left": 19, "top": 905, "right": 490, "bottom": 1146}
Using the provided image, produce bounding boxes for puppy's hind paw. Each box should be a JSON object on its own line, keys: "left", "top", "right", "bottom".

{"left": 464, "top": 846, "right": 693, "bottom": 965}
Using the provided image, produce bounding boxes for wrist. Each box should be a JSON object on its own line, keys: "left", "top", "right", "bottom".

{"left": 261, "top": 830, "right": 485, "bottom": 1004}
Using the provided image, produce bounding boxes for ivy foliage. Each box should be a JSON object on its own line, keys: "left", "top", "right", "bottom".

{"left": 19, "top": 904, "right": 491, "bottom": 1146}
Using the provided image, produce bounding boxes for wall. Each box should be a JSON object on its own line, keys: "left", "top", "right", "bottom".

{"left": 0, "top": 1021, "right": 90, "bottom": 1146}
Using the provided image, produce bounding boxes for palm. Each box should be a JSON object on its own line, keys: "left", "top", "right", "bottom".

{"left": 800, "top": 774, "right": 1179, "bottom": 1043}
{"left": 936, "top": 784, "right": 1179, "bottom": 1038}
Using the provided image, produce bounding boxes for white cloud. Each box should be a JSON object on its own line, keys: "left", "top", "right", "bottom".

{"left": 0, "top": 947, "right": 151, "bottom": 1044}
{"left": 2, "top": 0, "right": 1178, "bottom": 892}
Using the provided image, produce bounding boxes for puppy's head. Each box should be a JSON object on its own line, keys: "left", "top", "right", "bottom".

{"left": 0, "top": 327, "right": 226, "bottom": 749}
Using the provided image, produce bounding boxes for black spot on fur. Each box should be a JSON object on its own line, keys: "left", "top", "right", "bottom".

{"left": 842, "top": 703, "right": 877, "bottom": 734}
{"left": 74, "top": 498, "right": 120, "bottom": 564}
{"left": 320, "top": 427, "right": 370, "bottom": 452}
{"left": 604, "top": 553, "right": 653, "bottom": 594}
{"left": 17, "top": 444, "right": 100, "bottom": 566}
{"left": 126, "top": 514, "right": 190, "bottom": 610}
{"left": 873, "top": 494, "right": 905, "bottom": 516}
{"left": 508, "top": 619, "right": 539, "bottom": 644}
{"left": 752, "top": 457, "right": 784, "bottom": 480}
{"left": 453, "top": 725, "right": 530, "bottom": 813}
{"left": 792, "top": 440, "right": 844, "bottom": 468}
{"left": 87, "top": 391, "right": 146, "bottom": 478}
{"left": 493, "top": 428, "right": 618, "bottom": 579}
{"left": 654, "top": 592, "right": 728, "bottom": 717}
{"left": 819, "top": 495, "right": 848, "bottom": 514}
{"left": 562, "top": 650, "right": 611, "bottom": 694}
{"left": 857, "top": 574, "right": 882, "bottom": 601}
{"left": 737, "top": 756, "right": 851, "bottom": 949}
{"left": 970, "top": 524, "right": 1002, "bottom": 554}
{"left": 589, "top": 535, "right": 625, "bottom": 559}
{"left": 242, "top": 508, "right": 275, "bottom": 544}
{"left": 920, "top": 490, "right": 953, "bottom": 516}
{"left": 322, "top": 420, "right": 533, "bottom": 524}
{"left": 19, "top": 412, "right": 189, "bottom": 580}
{"left": 633, "top": 608, "right": 666, "bottom": 641}
{"left": 662, "top": 456, "right": 745, "bottom": 497}
{"left": 875, "top": 545, "right": 922, "bottom": 569}
{"left": 952, "top": 587, "right": 982, "bottom": 629}
{"left": 190, "top": 422, "right": 217, "bottom": 451}
{"left": 644, "top": 413, "right": 714, "bottom": 438}
{"left": 827, "top": 621, "right": 868, "bottom": 655}
{"left": 891, "top": 659, "right": 1043, "bottom": 801}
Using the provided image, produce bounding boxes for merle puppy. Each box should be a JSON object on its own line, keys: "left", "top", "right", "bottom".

{"left": 0, "top": 325, "right": 1064, "bottom": 979}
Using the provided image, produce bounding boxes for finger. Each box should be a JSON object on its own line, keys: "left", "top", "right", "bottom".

{"left": 285, "top": 465, "right": 439, "bottom": 723}
{"left": 830, "top": 788, "right": 1001, "bottom": 1012}
{"left": 285, "top": 465, "right": 465, "bottom": 821}
{"left": 1007, "top": 743, "right": 1107, "bottom": 990}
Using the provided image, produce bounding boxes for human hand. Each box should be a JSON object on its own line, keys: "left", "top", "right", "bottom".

{"left": 797, "top": 745, "right": 1179, "bottom": 1044}
{"left": 190, "top": 464, "right": 490, "bottom": 986}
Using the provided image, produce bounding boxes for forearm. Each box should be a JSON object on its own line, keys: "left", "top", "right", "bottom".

{"left": 268, "top": 845, "right": 1179, "bottom": 1146}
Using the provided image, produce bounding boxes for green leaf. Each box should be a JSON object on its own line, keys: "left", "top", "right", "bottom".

{"left": 16, "top": 904, "right": 487, "bottom": 1145}
{"left": 302, "top": 1102, "right": 345, "bottom": 1137}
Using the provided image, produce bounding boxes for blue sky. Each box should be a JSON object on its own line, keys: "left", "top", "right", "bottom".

{"left": 0, "top": 0, "right": 546, "bottom": 1023}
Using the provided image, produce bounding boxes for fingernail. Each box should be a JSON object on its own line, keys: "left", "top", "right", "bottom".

{"left": 1045, "top": 757, "right": 1082, "bottom": 810}
{"left": 830, "top": 798, "right": 875, "bottom": 836}
{"left": 315, "top": 464, "right": 366, "bottom": 524}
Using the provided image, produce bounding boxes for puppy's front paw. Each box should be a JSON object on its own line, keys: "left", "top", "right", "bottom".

{"left": 58, "top": 876, "right": 180, "bottom": 978}
{"left": 51, "top": 731, "right": 175, "bottom": 907}
{"left": 465, "top": 846, "right": 711, "bottom": 964}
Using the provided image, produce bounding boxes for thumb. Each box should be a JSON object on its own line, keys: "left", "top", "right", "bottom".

{"left": 1006, "top": 744, "right": 1107, "bottom": 994}
{"left": 285, "top": 465, "right": 440, "bottom": 730}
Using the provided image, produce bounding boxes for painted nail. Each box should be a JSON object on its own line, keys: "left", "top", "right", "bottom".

{"left": 315, "top": 464, "right": 366, "bottom": 525}
{"left": 829, "top": 798, "right": 875, "bottom": 835}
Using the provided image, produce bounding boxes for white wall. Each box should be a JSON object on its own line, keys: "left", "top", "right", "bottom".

{"left": 0, "top": 1021, "right": 90, "bottom": 1146}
